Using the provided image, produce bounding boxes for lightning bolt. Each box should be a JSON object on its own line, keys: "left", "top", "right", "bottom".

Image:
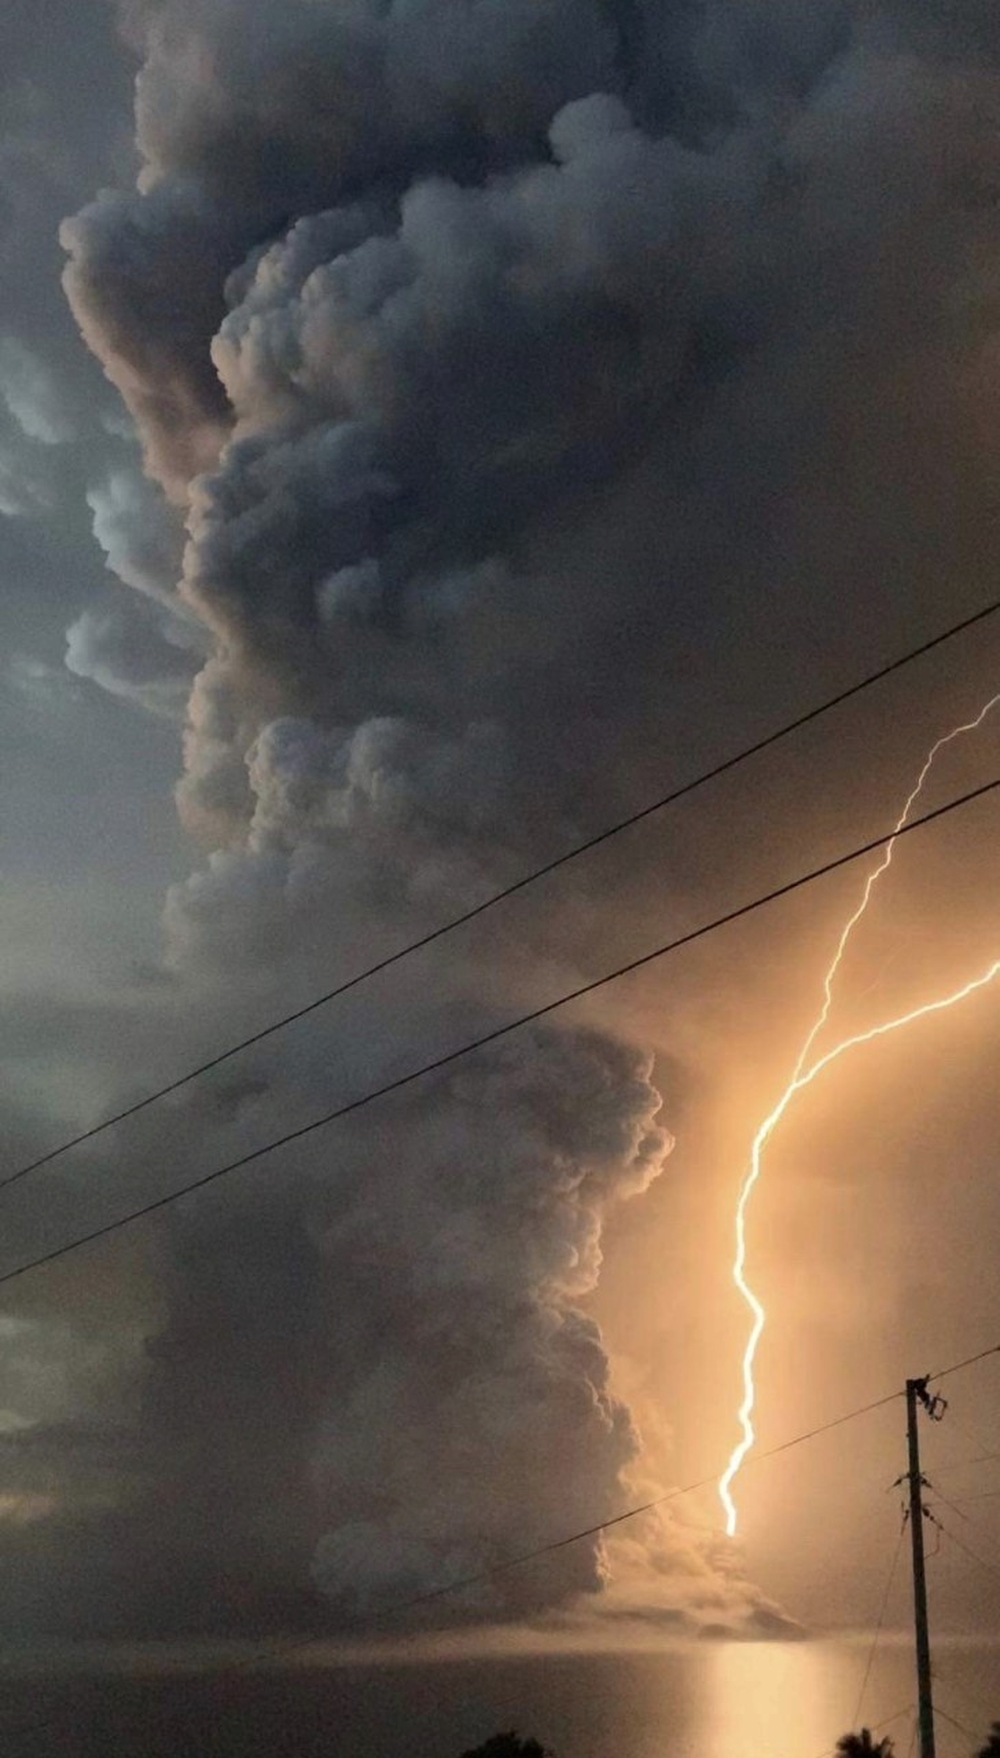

{"left": 717, "top": 692, "right": 1000, "bottom": 1537}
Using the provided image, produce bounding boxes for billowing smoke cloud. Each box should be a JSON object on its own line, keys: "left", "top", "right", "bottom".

{"left": 306, "top": 1028, "right": 666, "bottom": 1614}
{"left": 98, "top": 1026, "right": 667, "bottom": 1630}
{"left": 51, "top": 0, "right": 1000, "bottom": 1636}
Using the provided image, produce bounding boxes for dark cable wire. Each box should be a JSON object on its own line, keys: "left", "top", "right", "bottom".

{"left": 6, "top": 596, "right": 999, "bottom": 1194}
{"left": 852, "top": 1515, "right": 906, "bottom": 1727}
{"left": 878, "top": 1707, "right": 920, "bottom": 1737}
{"left": 1, "top": 773, "right": 998, "bottom": 1291}
{"left": 931, "top": 1662, "right": 999, "bottom": 1745}
{"left": 925, "top": 1451, "right": 1000, "bottom": 1479}
{"left": 5, "top": 773, "right": 998, "bottom": 1293}
{"left": 806, "top": 1702, "right": 915, "bottom": 1758}
{"left": 926, "top": 1483, "right": 972, "bottom": 1524}
{"left": 379, "top": 1390, "right": 907, "bottom": 1618}
{"left": 934, "top": 1703, "right": 980, "bottom": 1743}
{"left": 929, "top": 1344, "right": 1000, "bottom": 1384}
{"left": 937, "top": 1410, "right": 999, "bottom": 1458}
{"left": 930, "top": 1517, "right": 1000, "bottom": 1581}
{"left": 0, "top": 1386, "right": 907, "bottom": 1745}
{"left": 6, "top": 1339, "right": 1000, "bottom": 1746}
{"left": 931, "top": 1492, "right": 1000, "bottom": 1563}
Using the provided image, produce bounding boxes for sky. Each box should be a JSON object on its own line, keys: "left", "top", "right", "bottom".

{"left": 1, "top": 0, "right": 1000, "bottom": 1669}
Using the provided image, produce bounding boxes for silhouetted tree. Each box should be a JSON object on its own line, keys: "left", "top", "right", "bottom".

{"left": 975, "top": 1722, "right": 1000, "bottom": 1758}
{"left": 835, "top": 1729, "right": 895, "bottom": 1758}
{"left": 459, "top": 1735, "right": 554, "bottom": 1758}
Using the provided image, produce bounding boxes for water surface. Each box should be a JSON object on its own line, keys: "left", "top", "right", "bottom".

{"left": 0, "top": 1635, "right": 996, "bottom": 1757}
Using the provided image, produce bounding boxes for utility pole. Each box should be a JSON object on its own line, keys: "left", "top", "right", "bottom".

{"left": 906, "top": 1377, "right": 937, "bottom": 1758}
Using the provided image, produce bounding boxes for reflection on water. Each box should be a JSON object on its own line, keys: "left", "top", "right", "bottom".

{"left": 0, "top": 1636, "right": 996, "bottom": 1757}
{"left": 696, "top": 1638, "right": 998, "bottom": 1758}
{"left": 701, "top": 1640, "right": 863, "bottom": 1758}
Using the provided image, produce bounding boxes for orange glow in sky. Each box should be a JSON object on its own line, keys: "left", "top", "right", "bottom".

{"left": 718, "top": 692, "right": 1000, "bottom": 1536}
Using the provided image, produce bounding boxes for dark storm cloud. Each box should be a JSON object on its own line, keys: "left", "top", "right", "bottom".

{"left": 64, "top": 0, "right": 621, "bottom": 494}
{"left": 55, "top": 1025, "right": 665, "bottom": 1630}
{"left": 0, "top": 965, "right": 684, "bottom": 1633}
{"left": 61, "top": 182, "right": 238, "bottom": 495}
{"left": 51, "top": 0, "right": 1000, "bottom": 1636}
{"left": 306, "top": 1027, "right": 667, "bottom": 1614}
{"left": 64, "top": 0, "right": 1000, "bottom": 933}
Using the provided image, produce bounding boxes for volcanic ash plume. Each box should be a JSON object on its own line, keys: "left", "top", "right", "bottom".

{"left": 119, "top": 1026, "right": 671, "bottom": 1627}
{"left": 307, "top": 1028, "right": 669, "bottom": 1613}
{"left": 56, "top": 0, "right": 1000, "bottom": 1630}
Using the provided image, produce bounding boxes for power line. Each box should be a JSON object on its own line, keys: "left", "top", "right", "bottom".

{"left": 5, "top": 596, "right": 999, "bottom": 1196}
{"left": 4, "top": 1345, "right": 998, "bottom": 1746}
{"left": 796, "top": 1701, "right": 915, "bottom": 1758}
{"left": 936, "top": 1412, "right": 999, "bottom": 1458}
{"left": 2, "top": 771, "right": 998, "bottom": 1292}
{"left": 931, "top": 1517, "right": 1000, "bottom": 1582}
{"left": 853, "top": 1515, "right": 907, "bottom": 1728}
{"left": 754, "top": 1391, "right": 909, "bottom": 1461}
{"left": 387, "top": 1391, "right": 907, "bottom": 1617}
{"left": 930, "top": 1661, "right": 999, "bottom": 1747}
{"left": 0, "top": 1383, "right": 908, "bottom": 1746}
{"left": 933, "top": 1704, "right": 980, "bottom": 1744}
{"left": 879, "top": 1707, "right": 921, "bottom": 1740}
{"left": 925, "top": 1452, "right": 1000, "bottom": 1479}
{"left": 936, "top": 1668, "right": 996, "bottom": 1756}
{"left": 933, "top": 1494, "right": 1000, "bottom": 1562}
{"left": 930, "top": 1345, "right": 1000, "bottom": 1385}
{"left": 926, "top": 1485, "right": 974, "bottom": 1525}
